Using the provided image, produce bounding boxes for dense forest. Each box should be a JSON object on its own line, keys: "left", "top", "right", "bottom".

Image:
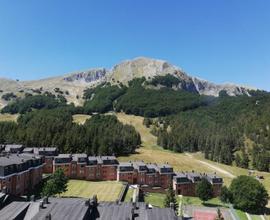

{"left": 1, "top": 74, "right": 269, "bottom": 171}
{"left": 1, "top": 93, "right": 67, "bottom": 114}
{"left": 0, "top": 108, "right": 141, "bottom": 156}
{"left": 156, "top": 91, "right": 270, "bottom": 171}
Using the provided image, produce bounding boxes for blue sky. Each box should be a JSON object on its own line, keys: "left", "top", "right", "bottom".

{"left": 0, "top": 0, "right": 269, "bottom": 90}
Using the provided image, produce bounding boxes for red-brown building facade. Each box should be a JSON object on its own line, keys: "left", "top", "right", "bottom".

{"left": 0, "top": 154, "right": 43, "bottom": 196}
{"left": 173, "top": 171, "right": 223, "bottom": 197}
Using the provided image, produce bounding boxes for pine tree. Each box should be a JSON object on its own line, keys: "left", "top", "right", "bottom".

{"left": 241, "top": 151, "right": 249, "bottom": 169}
{"left": 164, "top": 184, "right": 178, "bottom": 210}
{"left": 235, "top": 153, "right": 241, "bottom": 167}
{"left": 42, "top": 168, "right": 68, "bottom": 197}
{"left": 196, "top": 178, "right": 213, "bottom": 202}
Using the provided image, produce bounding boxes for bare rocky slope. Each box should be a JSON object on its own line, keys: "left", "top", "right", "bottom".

{"left": 0, "top": 57, "right": 254, "bottom": 107}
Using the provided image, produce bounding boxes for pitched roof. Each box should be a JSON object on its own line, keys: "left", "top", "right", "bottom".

{"left": 89, "top": 202, "right": 134, "bottom": 220}
{"left": 0, "top": 201, "right": 30, "bottom": 220}
{"left": 31, "top": 198, "right": 89, "bottom": 220}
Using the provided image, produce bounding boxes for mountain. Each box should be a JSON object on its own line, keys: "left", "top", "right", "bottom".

{"left": 0, "top": 57, "right": 255, "bottom": 107}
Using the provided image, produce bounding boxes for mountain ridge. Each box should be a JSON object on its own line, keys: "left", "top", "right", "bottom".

{"left": 0, "top": 57, "right": 257, "bottom": 106}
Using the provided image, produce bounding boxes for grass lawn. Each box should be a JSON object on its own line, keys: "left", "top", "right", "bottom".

{"left": 124, "top": 188, "right": 134, "bottom": 202}
{"left": 61, "top": 180, "right": 123, "bottom": 201}
{"left": 144, "top": 193, "right": 228, "bottom": 209}
{"left": 0, "top": 113, "right": 18, "bottom": 122}
{"left": 72, "top": 114, "right": 91, "bottom": 124}
{"left": 144, "top": 193, "right": 166, "bottom": 208}
{"left": 235, "top": 210, "right": 248, "bottom": 220}
{"left": 250, "top": 214, "right": 263, "bottom": 220}
{"left": 182, "top": 196, "right": 228, "bottom": 208}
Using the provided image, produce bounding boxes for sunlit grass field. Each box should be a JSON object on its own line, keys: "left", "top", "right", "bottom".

{"left": 61, "top": 180, "right": 123, "bottom": 201}
{"left": 0, "top": 113, "right": 18, "bottom": 122}
{"left": 72, "top": 114, "right": 91, "bottom": 124}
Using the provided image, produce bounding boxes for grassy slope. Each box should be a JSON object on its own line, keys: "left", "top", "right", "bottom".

{"left": 72, "top": 114, "right": 91, "bottom": 124}
{"left": 61, "top": 180, "right": 123, "bottom": 201}
{"left": 114, "top": 113, "right": 270, "bottom": 204}
{"left": 0, "top": 113, "right": 18, "bottom": 122}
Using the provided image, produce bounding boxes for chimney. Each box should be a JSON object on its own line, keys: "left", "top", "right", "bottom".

{"left": 2, "top": 187, "right": 7, "bottom": 194}
{"left": 145, "top": 203, "right": 149, "bottom": 209}
{"left": 30, "top": 195, "right": 35, "bottom": 202}
{"left": 89, "top": 195, "right": 98, "bottom": 208}
{"left": 43, "top": 197, "right": 49, "bottom": 204}
{"left": 132, "top": 201, "right": 137, "bottom": 209}
{"left": 45, "top": 213, "right": 51, "bottom": 220}
{"left": 131, "top": 207, "right": 135, "bottom": 220}
{"left": 170, "top": 202, "right": 175, "bottom": 210}
{"left": 85, "top": 199, "right": 90, "bottom": 207}
{"left": 39, "top": 200, "right": 44, "bottom": 209}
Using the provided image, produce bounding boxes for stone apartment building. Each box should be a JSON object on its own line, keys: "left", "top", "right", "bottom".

{"left": 0, "top": 153, "right": 43, "bottom": 196}
{"left": 173, "top": 171, "right": 223, "bottom": 197}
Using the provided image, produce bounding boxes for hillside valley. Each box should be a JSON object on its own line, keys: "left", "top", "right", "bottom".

{"left": 0, "top": 57, "right": 269, "bottom": 179}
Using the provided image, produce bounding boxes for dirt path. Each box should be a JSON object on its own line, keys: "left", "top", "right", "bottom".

{"left": 185, "top": 153, "right": 236, "bottom": 178}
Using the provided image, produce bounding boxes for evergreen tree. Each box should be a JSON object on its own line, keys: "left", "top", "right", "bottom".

{"left": 235, "top": 153, "right": 241, "bottom": 167}
{"left": 219, "top": 186, "right": 232, "bottom": 204}
{"left": 42, "top": 168, "right": 68, "bottom": 197}
{"left": 164, "top": 184, "right": 178, "bottom": 210}
{"left": 241, "top": 151, "right": 249, "bottom": 169}
{"left": 196, "top": 178, "right": 213, "bottom": 202}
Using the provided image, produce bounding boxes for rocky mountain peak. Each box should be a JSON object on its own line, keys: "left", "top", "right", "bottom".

{"left": 63, "top": 68, "right": 107, "bottom": 84}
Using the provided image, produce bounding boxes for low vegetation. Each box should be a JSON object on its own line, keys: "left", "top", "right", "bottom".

{"left": 1, "top": 92, "right": 17, "bottom": 101}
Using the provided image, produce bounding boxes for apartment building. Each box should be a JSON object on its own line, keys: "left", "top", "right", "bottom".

{"left": 117, "top": 161, "right": 174, "bottom": 188}
{"left": 53, "top": 155, "right": 119, "bottom": 181}
{"left": 204, "top": 173, "right": 223, "bottom": 196}
{"left": 53, "top": 154, "right": 72, "bottom": 177}
{"left": 0, "top": 153, "right": 43, "bottom": 196}
{"left": 36, "top": 147, "right": 58, "bottom": 173}
{"left": 173, "top": 171, "right": 223, "bottom": 197}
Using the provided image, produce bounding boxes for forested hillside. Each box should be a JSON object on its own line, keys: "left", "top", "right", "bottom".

{"left": 156, "top": 91, "right": 270, "bottom": 171}
{"left": 0, "top": 108, "right": 141, "bottom": 156}
{"left": 0, "top": 75, "right": 269, "bottom": 172}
